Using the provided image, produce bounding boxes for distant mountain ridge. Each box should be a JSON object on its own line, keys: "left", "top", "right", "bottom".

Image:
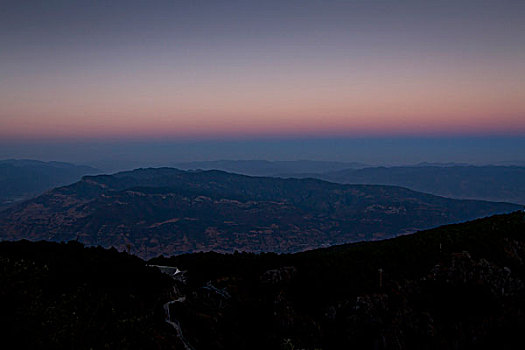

{"left": 0, "top": 159, "right": 99, "bottom": 209}
{"left": 284, "top": 165, "right": 525, "bottom": 205}
{"left": 0, "top": 167, "right": 519, "bottom": 258}
{"left": 172, "top": 159, "right": 367, "bottom": 176}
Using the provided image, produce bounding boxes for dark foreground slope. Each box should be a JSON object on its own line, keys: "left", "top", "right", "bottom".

{"left": 0, "top": 168, "right": 520, "bottom": 258}
{"left": 2, "top": 212, "right": 525, "bottom": 349}
{"left": 0, "top": 240, "right": 178, "bottom": 349}
{"left": 152, "top": 211, "right": 525, "bottom": 349}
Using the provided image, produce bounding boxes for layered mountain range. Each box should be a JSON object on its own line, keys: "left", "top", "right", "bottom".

{"left": 170, "top": 161, "right": 525, "bottom": 204}
{"left": 0, "top": 168, "right": 519, "bottom": 258}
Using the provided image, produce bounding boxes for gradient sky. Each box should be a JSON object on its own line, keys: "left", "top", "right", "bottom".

{"left": 1, "top": 0, "right": 524, "bottom": 142}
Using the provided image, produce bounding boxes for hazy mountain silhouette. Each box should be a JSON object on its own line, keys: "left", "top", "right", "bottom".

{"left": 0, "top": 159, "right": 99, "bottom": 209}
{"left": 284, "top": 165, "right": 525, "bottom": 205}
{"left": 172, "top": 159, "right": 367, "bottom": 176}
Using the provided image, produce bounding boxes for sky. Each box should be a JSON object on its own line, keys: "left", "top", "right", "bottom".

{"left": 1, "top": 0, "right": 524, "bottom": 164}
